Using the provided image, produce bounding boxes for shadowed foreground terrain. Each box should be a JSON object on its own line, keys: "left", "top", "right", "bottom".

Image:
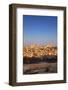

{"left": 23, "top": 56, "right": 57, "bottom": 74}
{"left": 23, "top": 63, "right": 57, "bottom": 74}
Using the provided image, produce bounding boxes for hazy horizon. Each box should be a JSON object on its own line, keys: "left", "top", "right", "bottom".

{"left": 23, "top": 15, "right": 57, "bottom": 46}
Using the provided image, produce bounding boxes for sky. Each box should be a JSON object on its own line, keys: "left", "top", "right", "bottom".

{"left": 23, "top": 15, "right": 57, "bottom": 46}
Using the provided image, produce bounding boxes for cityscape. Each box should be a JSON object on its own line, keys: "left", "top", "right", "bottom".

{"left": 23, "top": 44, "right": 57, "bottom": 58}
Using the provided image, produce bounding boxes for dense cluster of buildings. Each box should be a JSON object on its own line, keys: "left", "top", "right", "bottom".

{"left": 23, "top": 44, "right": 57, "bottom": 58}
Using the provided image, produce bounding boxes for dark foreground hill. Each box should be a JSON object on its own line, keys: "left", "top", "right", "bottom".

{"left": 23, "top": 62, "right": 57, "bottom": 74}
{"left": 23, "top": 56, "right": 57, "bottom": 74}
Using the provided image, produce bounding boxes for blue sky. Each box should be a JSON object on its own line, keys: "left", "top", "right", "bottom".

{"left": 23, "top": 15, "right": 57, "bottom": 46}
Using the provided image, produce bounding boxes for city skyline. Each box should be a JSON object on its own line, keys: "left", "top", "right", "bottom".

{"left": 23, "top": 15, "right": 57, "bottom": 46}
